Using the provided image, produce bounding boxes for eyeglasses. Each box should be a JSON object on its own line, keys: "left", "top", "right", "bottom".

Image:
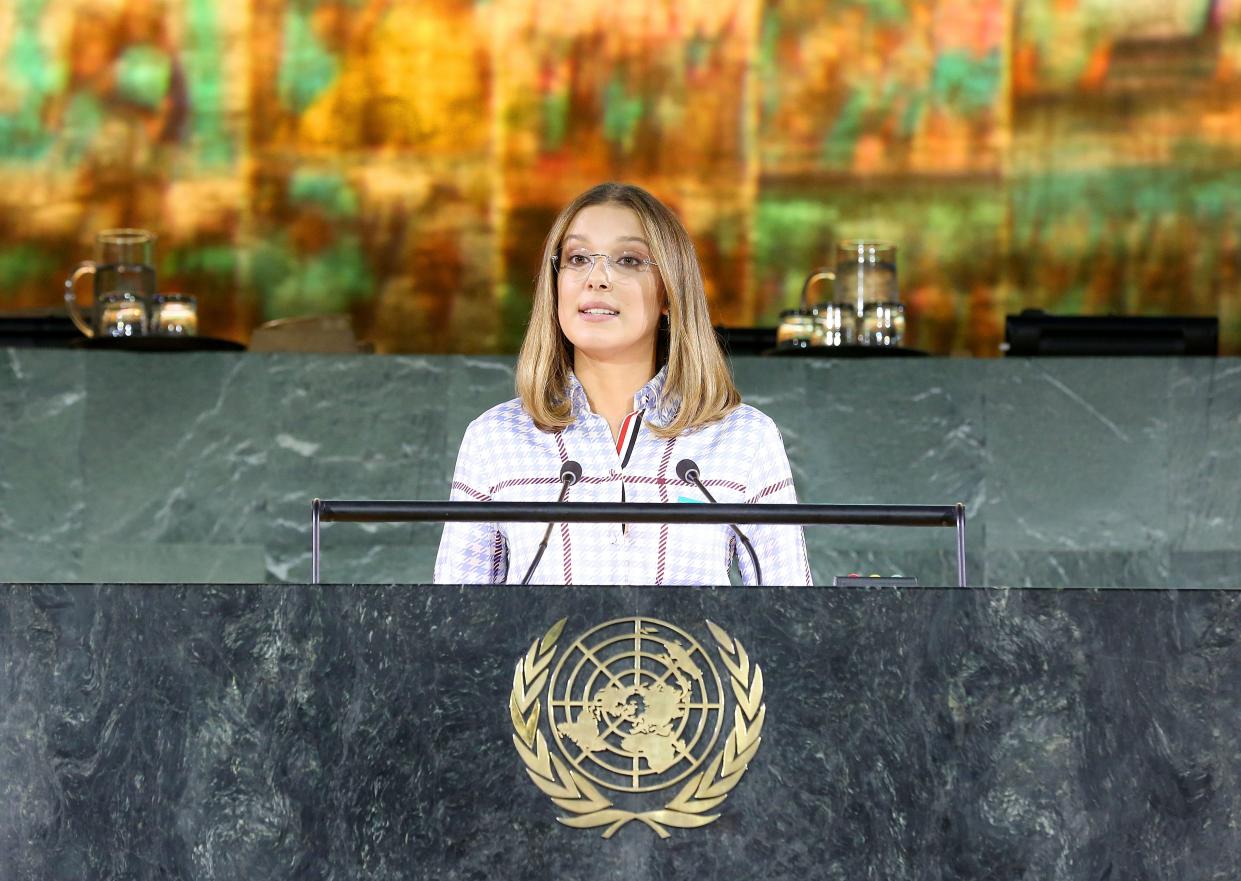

{"left": 551, "top": 250, "right": 658, "bottom": 279}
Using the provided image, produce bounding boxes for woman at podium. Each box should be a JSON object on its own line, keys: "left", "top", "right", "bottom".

{"left": 435, "top": 183, "right": 810, "bottom": 586}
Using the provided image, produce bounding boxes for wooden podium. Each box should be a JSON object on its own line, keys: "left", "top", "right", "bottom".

{"left": 2, "top": 582, "right": 1239, "bottom": 880}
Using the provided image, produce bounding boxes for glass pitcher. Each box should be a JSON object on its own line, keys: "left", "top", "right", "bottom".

{"left": 834, "top": 240, "right": 904, "bottom": 346}
{"left": 64, "top": 229, "right": 157, "bottom": 338}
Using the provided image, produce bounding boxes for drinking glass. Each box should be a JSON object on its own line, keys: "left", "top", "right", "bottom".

{"left": 776, "top": 309, "right": 823, "bottom": 347}
{"left": 150, "top": 293, "right": 198, "bottom": 336}
{"left": 97, "top": 292, "right": 148, "bottom": 337}
{"left": 815, "top": 303, "right": 854, "bottom": 347}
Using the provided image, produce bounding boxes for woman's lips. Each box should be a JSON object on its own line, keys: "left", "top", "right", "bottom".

{"left": 578, "top": 304, "right": 619, "bottom": 322}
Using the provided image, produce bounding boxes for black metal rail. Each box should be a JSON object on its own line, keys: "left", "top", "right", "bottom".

{"left": 311, "top": 500, "right": 968, "bottom": 587}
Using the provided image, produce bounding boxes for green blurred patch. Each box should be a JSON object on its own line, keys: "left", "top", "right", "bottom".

{"left": 185, "top": 0, "right": 236, "bottom": 167}
{"left": 59, "top": 93, "right": 106, "bottom": 165}
{"left": 0, "top": 244, "right": 58, "bottom": 298}
{"left": 757, "top": 9, "right": 783, "bottom": 122}
{"left": 116, "top": 46, "right": 173, "bottom": 110}
{"left": 842, "top": 0, "right": 909, "bottom": 24}
{"left": 755, "top": 199, "right": 840, "bottom": 267}
{"left": 0, "top": 114, "right": 53, "bottom": 162}
{"left": 603, "top": 76, "right": 645, "bottom": 153}
{"left": 754, "top": 198, "right": 840, "bottom": 321}
{"left": 1011, "top": 167, "right": 1241, "bottom": 245}
{"left": 277, "top": 6, "right": 339, "bottom": 115}
{"left": 821, "top": 89, "right": 867, "bottom": 169}
{"left": 0, "top": 0, "right": 61, "bottom": 162}
{"left": 249, "top": 231, "right": 374, "bottom": 320}
{"left": 931, "top": 50, "right": 1001, "bottom": 116}
{"left": 161, "top": 245, "right": 238, "bottom": 280}
{"left": 290, "top": 169, "right": 359, "bottom": 218}
{"left": 542, "top": 91, "right": 569, "bottom": 151}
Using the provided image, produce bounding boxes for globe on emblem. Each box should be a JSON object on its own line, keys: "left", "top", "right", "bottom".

{"left": 547, "top": 617, "right": 726, "bottom": 793}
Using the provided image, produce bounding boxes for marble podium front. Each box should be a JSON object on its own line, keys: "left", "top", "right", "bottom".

{"left": 5, "top": 351, "right": 1241, "bottom": 588}
{"left": 2, "top": 583, "right": 1239, "bottom": 881}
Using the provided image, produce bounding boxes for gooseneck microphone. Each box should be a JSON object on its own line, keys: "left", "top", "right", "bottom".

{"left": 521, "top": 460, "right": 583, "bottom": 585}
{"left": 676, "top": 458, "right": 763, "bottom": 586}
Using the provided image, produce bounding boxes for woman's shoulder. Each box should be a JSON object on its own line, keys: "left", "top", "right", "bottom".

{"left": 714, "top": 401, "right": 782, "bottom": 437}
{"left": 464, "top": 397, "right": 538, "bottom": 439}
{"left": 682, "top": 401, "right": 785, "bottom": 450}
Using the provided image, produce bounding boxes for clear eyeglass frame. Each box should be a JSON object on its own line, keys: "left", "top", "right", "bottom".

{"left": 551, "top": 251, "right": 659, "bottom": 278}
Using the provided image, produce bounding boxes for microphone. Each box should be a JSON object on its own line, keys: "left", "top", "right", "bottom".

{"left": 676, "top": 458, "right": 763, "bottom": 586}
{"left": 521, "top": 460, "right": 582, "bottom": 585}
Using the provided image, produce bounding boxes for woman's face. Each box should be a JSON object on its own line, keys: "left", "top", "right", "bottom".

{"left": 556, "top": 203, "right": 665, "bottom": 366}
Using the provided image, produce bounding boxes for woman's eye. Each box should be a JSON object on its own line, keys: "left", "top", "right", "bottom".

{"left": 616, "top": 254, "right": 642, "bottom": 267}
{"left": 566, "top": 254, "right": 591, "bottom": 267}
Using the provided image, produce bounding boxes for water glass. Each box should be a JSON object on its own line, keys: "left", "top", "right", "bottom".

{"left": 150, "top": 294, "right": 198, "bottom": 336}
{"left": 97, "top": 292, "right": 147, "bottom": 337}
{"left": 777, "top": 309, "right": 823, "bottom": 347}
{"left": 815, "top": 303, "right": 854, "bottom": 347}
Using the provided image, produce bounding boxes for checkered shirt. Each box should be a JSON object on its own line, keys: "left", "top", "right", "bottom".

{"left": 433, "top": 368, "right": 812, "bottom": 586}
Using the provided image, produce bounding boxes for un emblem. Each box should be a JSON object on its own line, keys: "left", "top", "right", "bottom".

{"left": 510, "top": 617, "right": 766, "bottom": 838}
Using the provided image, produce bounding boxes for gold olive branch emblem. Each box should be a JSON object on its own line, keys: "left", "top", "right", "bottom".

{"left": 510, "top": 617, "right": 765, "bottom": 839}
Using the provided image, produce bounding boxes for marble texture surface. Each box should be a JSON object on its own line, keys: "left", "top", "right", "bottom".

{"left": 3, "top": 582, "right": 1241, "bottom": 880}
{"left": 2, "top": 349, "right": 1240, "bottom": 587}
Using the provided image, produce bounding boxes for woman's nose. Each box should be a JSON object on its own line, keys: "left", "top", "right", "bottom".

{"left": 584, "top": 258, "right": 611, "bottom": 288}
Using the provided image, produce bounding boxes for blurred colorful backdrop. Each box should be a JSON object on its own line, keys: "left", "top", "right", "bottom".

{"left": 2, "top": 0, "right": 1239, "bottom": 354}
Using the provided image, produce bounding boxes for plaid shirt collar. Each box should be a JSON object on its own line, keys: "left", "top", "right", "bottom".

{"left": 566, "top": 365, "right": 677, "bottom": 427}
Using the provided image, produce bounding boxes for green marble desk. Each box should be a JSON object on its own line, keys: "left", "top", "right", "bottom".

{"left": 2, "top": 351, "right": 1239, "bottom": 587}
{"left": 2, "top": 582, "right": 1238, "bottom": 880}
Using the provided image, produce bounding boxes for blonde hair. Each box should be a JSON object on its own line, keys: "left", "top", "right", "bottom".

{"left": 516, "top": 183, "right": 741, "bottom": 438}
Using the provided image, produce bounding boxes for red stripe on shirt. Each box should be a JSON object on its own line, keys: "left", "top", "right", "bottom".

{"left": 616, "top": 410, "right": 639, "bottom": 456}
{"left": 451, "top": 480, "right": 490, "bottom": 501}
{"left": 491, "top": 476, "right": 563, "bottom": 493}
{"left": 750, "top": 478, "right": 794, "bottom": 502}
